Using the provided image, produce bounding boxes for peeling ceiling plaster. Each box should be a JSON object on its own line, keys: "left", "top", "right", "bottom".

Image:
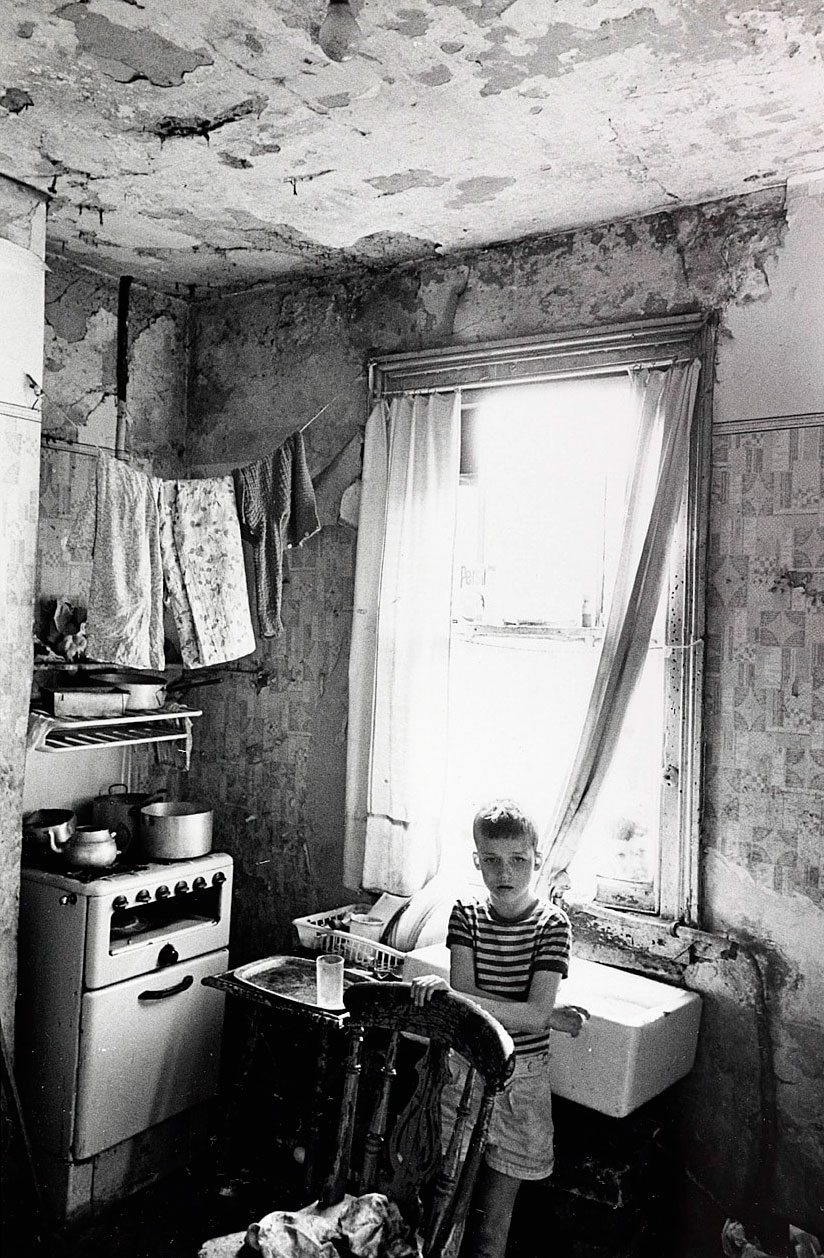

{"left": 1, "top": 0, "right": 822, "bottom": 293}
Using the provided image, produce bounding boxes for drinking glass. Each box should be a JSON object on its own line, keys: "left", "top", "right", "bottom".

{"left": 316, "top": 953, "right": 344, "bottom": 1008}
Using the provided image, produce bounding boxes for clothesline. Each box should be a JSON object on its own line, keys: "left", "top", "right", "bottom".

{"left": 33, "top": 370, "right": 366, "bottom": 462}
{"left": 73, "top": 416, "right": 322, "bottom": 670}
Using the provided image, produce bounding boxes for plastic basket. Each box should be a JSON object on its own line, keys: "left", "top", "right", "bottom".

{"left": 292, "top": 903, "right": 405, "bottom": 974}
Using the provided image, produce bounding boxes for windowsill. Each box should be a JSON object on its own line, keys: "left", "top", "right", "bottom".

{"left": 566, "top": 899, "right": 733, "bottom": 975}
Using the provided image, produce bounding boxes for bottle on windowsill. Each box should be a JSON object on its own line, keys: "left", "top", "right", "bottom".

{"left": 581, "top": 597, "right": 593, "bottom": 628}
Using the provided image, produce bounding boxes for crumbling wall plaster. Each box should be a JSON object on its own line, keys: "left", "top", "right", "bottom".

{"left": 186, "top": 183, "right": 821, "bottom": 1228}
{"left": 37, "top": 255, "right": 189, "bottom": 612}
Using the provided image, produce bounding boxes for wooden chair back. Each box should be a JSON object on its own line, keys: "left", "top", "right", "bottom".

{"left": 321, "top": 981, "right": 515, "bottom": 1258}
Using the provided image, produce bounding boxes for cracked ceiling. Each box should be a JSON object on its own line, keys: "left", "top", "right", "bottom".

{"left": 1, "top": 0, "right": 822, "bottom": 294}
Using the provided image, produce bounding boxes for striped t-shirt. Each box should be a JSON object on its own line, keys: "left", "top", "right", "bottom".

{"left": 447, "top": 896, "right": 571, "bottom": 1058}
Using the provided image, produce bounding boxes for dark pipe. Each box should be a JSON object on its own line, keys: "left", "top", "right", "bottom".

{"left": 115, "top": 274, "right": 133, "bottom": 459}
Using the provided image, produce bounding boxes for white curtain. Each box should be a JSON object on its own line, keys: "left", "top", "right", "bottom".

{"left": 344, "top": 392, "right": 461, "bottom": 895}
{"left": 538, "top": 360, "right": 701, "bottom": 891}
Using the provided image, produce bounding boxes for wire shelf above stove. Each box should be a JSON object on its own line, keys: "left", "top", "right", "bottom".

{"left": 31, "top": 705, "right": 202, "bottom": 752}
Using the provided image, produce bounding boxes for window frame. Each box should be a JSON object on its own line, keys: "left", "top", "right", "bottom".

{"left": 368, "top": 314, "right": 715, "bottom": 926}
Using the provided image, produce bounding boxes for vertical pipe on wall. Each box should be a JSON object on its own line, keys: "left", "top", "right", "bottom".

{"left": 115, "top": 275, "right": 133, "bottom": 460}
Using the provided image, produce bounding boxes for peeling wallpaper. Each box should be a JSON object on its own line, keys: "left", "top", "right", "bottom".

{"left": 36, "top": 260, "right": 189, "bottom": 608}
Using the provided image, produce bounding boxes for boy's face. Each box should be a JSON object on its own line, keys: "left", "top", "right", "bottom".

{"left": 473, "top": 831, "right": 540, "bottom": 916}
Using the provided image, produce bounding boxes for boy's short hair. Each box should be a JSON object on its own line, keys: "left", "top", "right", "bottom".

{"left": 472, "top": 799, "right": 539, "bottom": 849}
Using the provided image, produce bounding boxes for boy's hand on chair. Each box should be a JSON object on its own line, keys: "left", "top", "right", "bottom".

{"left": 410, "top": 975, "right": 450, "bottom": 1006}
{"left": 551, "top": 1004, "right": 590, "bottom": 1037}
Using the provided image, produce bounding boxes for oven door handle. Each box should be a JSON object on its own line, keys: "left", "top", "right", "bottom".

{"left": 137, "top": 974, "right": 194, "bottom": 1002}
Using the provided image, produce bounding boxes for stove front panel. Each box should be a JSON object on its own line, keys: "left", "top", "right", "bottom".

{"left": 74, "top": 947, "right": 229, "bottom": 1159}
{"left": 84, "top": 854, "right": 233, "bottom": 989}
{"left": 16, "top": 877, "right": 89, "bottom": 1154}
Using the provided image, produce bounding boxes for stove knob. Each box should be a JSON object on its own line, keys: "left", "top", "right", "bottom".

{"left": 158, "top": 943, "right": 178, "bottom": 967}
{"left": 192, "top": 877, "right": 207, "bottom": 890}
{"left": 174, "top": 881, "right": 189, "bottom": 895}
{"left": 136, "top": 889, "right": 151, "bottom": 902}
{"left": 212, "top": 871, "right": 226, "bottom": 885}
{"left": 113, "top": 895, "right": 128, "bottom": 910}
{"left": 156, "top": 885, "right": 170, "bottom": 899}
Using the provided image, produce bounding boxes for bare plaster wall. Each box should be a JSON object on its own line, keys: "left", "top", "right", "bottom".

{"left": 185, "top": 183, "right": 823, "bottom": 1230}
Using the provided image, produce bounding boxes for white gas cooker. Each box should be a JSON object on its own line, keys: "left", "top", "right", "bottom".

{"left": 21, "top": 850, "right": 233, "bottom": 987}
{"left": 16, "top": 850, "right": 233, "bottom": 1218}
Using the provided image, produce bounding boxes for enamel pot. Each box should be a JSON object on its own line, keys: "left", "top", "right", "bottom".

{"left": 139, "top": 801, "right": 213, "bottom": 861}
{"left": 92, "top": 783, "right": 166, "bottom": 851}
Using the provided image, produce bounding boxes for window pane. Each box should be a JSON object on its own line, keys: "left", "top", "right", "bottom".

{"left": 441, "top": 375, "right": 667, "bottom": 909}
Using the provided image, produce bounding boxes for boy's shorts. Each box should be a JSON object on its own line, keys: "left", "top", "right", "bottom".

{"left": 440, "top": 1049, "right": 554, "bottom": 1181}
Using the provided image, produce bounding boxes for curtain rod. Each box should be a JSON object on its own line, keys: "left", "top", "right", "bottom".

{"left": 373, "top": 359, "right": 688, "bottom": 399}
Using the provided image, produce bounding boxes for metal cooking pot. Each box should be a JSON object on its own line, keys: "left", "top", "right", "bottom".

{"left": 23, "top": 808, "right": 77, "bottom": 853}
{"left": 139, "top": 801, "right": 213, "bottom": 861}
{"left": 92, "top": 783, "right": 165, "bottom": 850}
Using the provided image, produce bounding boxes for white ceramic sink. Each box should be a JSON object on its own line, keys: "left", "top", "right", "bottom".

{"left": 401, "top": 945, "right": 702, "bottom": 1118}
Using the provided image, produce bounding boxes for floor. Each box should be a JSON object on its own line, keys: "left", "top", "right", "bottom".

{"left": 6, "top": 1168, "right": 251, "bottom": 1258}
{"left": 3, "top": 1163, "right": 737, "bottom": 1258}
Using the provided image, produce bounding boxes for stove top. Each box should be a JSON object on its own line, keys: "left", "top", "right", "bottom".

{"left": 23, "top": 849, "right": 155, "bottom": 882}
{"left": 20, "top": 849, "right": 233, "bottom": 895}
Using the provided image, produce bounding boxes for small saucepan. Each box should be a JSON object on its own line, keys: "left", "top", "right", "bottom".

{"left": 23, "top": 809, "right": 77, "bottom": 854}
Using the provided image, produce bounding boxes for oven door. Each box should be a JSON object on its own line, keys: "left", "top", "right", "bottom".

{"left": 73, "top": 948, "right": 228, "bottom": 1160}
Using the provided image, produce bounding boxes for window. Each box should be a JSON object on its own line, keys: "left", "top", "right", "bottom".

{"left": 368, "top": 316, "right": 712, "bottom": 923}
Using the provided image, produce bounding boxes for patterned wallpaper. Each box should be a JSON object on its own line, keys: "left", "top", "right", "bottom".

{"left": 704, "top": 422, "right": 824, "bottom": 909}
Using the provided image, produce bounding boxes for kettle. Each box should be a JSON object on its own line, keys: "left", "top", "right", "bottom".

{"left": 63, "top": 826, "right": 118, "bottom": 869}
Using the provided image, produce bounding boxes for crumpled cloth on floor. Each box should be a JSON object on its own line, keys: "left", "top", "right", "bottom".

{"left": 246, "top": 1192, "right": 422, "bottom": 1258}
{"left": 66, "top": 455, "right": 165, "bottom": 670}
{"left": 232, "top": 430, "right": 320, "bottom": 637}
{"left": 158, "top": 476, "right": 256, "bottom": 668}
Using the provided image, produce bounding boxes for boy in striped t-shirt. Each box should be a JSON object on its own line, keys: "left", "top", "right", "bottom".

{"left": 411, "top": 799, "right": 587, "bottom": 1258}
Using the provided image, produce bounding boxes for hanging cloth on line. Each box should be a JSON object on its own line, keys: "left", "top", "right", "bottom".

{"left": 232, "top": 430, "right": 320, "bottom": 637}
{"left": 66, "top": 455, "right": 166, "bottom": 670}
{"left": 158, "top": 475, "right": 256, "bottom": 669}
